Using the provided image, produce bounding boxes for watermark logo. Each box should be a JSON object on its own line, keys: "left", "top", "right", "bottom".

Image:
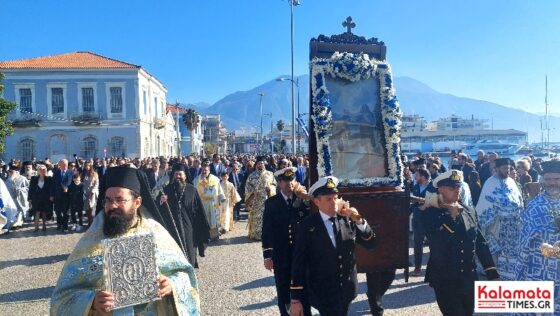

{"left": 475, "top": 281, "right": 554, "bottom": 313}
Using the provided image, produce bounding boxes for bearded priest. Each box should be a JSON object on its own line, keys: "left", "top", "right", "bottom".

{"left": 50, "top": 166, "right": 200, "bottom": 315}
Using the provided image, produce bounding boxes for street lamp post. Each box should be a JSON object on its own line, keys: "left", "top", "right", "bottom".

{"left": 175, "top": 101, "right": 181, "bottom": 157}
{"left": 258, "top": 92, "right": 265, "bottom": 152}
{"left": 276, "top": 77, "right": 300, "bottom": 153}
{"left": 289, "top": 0, "right": 300, "bottom": 154}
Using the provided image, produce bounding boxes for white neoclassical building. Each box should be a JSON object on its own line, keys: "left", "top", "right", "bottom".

{"left": 0, "top": 52, "right": 179, "bottom": 161}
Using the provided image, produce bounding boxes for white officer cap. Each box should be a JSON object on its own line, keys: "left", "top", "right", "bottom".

{"left": 308, "top": 176, "right": 339, "bottom": 197}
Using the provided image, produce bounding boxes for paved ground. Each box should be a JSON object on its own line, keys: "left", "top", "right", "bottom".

{"left": 0, "top": 216, "right": 440, "bottom": 315}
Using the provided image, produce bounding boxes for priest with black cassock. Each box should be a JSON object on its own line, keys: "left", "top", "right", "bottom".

{"left": 159, "top": 164, "right": 210, "bottom": 268}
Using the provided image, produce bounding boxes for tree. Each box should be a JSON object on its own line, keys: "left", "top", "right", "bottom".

{"left": 0, "top": 73, "right": 16, "bottom": 153}
{"left": 182, "top": 107, "right": 200, "bottom": 154}
{"left": 276, "top": 120, "right": 285, "bottom": 132}
{"left": 276, "top": 120, "right": 285, "bottom": 153}
{"left": 203, "top": 143, "right": 217, "bottom": 156}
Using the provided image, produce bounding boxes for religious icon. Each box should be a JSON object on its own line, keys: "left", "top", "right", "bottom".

{"left": 327, "top": 76, "right": 387, "bottom": 180}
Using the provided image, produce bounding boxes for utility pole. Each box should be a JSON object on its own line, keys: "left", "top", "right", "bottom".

{"left": 258, "top": 92, "right": 265, "bottom": 152}
{"left": 175, "top": 101, "right": 181, "bottom": 157}
{"left": 289, "top": 0, "right": 299, "bottom": 154}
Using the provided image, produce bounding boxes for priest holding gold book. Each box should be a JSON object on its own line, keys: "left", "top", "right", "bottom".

{"left": 50, "top": 166, "right": 200, "bottom": 315}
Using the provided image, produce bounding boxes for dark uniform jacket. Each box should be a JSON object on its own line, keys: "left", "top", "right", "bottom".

{"left": 420, "top": 203, "right": 499, "bottom": 287}
{"left": 262, "top": 194, "right": 310, "bottom": 272}
{"left": 291, "top": 212, "right": 376, "bottom": 310}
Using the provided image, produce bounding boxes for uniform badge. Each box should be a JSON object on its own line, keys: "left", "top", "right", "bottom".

{"left": 309, "top": 227, "right": 315, "bottom": 232}
{"left": 326, "top": 178, "right": 336, "bottom": 189}
{"left": 450, "top": 171, "right": 461, "bottom": 181}
{"left": 285, "top": 169, "right": 294, "bottom": 177}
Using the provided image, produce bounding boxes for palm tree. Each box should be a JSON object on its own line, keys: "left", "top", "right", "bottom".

{"left": 182, "top": 107, "right": 200, "bottom": 155}
{"left": 276, "top": 120, "right": 285, "bottom": 152}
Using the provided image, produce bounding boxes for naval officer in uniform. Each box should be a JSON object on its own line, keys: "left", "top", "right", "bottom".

{"left": 420, "top": 170, "right": 499, "bottom": 316}
{"left": 262, "top": 167, "right": 312, "bottom": 316}
{"left": 290, "top": 176, "right": 377, "bottom": 316}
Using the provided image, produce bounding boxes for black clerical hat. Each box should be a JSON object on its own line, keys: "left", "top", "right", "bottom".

{"left": 541, "top": 160, "right": 560, "bottom": 175}
{"left": 495, "top": 158, "right": 511, "bottom": 168}
{"left": 106, "top": 166, "right": 142, "bottom": 194}
{"left": 172, "top": 163, "right": 187, "bottom": 173}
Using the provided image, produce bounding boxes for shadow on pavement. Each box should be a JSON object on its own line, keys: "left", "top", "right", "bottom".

{"left": 239, "top": 298, "right": 277, "bottom": 311}
{"left": 384, "top": 282, "right": 436, "bottom": 309}
{"left": 0, "top": 254, "right": 69, "bottom": 269}
{"left": 232, "top": 276, "right": 275, "bottom": 291}
{"left": 211, "top": 235, "right": 256, "bottom": 246}
{"left": 0, "top": 223, "right": 83, "bottom": 240}
{"left": 0, "top": 286, "right": 55, "bottom": 303}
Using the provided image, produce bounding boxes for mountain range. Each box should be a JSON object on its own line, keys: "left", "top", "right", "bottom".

{"left": 185, "top": 75, "right": 559, "bottom": 142}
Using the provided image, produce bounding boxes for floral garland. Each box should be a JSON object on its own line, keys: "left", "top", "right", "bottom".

{"left": 310, "top": 52, "right": 403, "bottom": 187}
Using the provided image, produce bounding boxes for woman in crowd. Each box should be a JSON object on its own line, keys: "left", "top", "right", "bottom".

{"left": 81, "top": 161, "right": 99, "bottom": 227}
{"left": 28, "top": 164, "right": 54, "bottom": 232}
{"left": 467, "top": 171, "right": 482, "bottom": 206}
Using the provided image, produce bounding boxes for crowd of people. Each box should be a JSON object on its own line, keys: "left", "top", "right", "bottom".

{"left": 404, "top": 150, "right": 560, "bottom": 315}
{"left": 2, "top": 149, "right": 560, "bottom": 315}
{"left": 0, "top": 153, "right": 310, "bottom": 237}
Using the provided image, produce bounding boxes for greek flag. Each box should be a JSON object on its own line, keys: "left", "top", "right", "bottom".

{"left": 296, "top": 117, "right": 309, "bottom": 138}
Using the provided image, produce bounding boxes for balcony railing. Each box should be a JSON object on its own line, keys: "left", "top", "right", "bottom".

{"left": 12, "top": 113, "right": 42, "bottom": 127}
{"left": 154, "top": 117, "right": 166, "bottom": 129}
{"left": 70, "top": 112, "right": 104, "bottom": 125}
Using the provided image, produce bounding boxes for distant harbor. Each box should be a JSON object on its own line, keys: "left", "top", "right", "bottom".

{"left": 398, "top": 114, "right": 560, "bottom": 159}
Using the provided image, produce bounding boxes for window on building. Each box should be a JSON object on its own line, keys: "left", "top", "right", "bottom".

{"left": 81, "top": 136, "right": 98, "bottom": 159}
{"left": 157, "top": 136, "right": 161, "bottom": 155}
{"left": 110, "top": 136, "right": 126, "bottom": 157}
{"left": 19, "top": 88, "right": 32, "bottom": 113}
{"left": 144, "top": 137, "right": 150, "bottom": 157}
{"left": 110, "top": 87, "right": 123, "bottom": 113}
{"left": 51, "top": 88, "right": 64, "bottom": 114}
{"left": 154, "top": 97, "right": 158, "bottom": 117}
{"left": 82, "top": 87, "right": 94, "bottom": 112}
{"left": 18, "top": 138, "right": 35, "bottom": 161}
{"left": 143, "top": 91, "right": 147, "bottom": 115}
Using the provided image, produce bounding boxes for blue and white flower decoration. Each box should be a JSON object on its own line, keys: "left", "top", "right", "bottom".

{"left": 310, "top": 52, "right": 403, "bottom": 187}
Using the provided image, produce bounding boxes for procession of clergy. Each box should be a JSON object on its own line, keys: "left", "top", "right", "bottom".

{"left": 1, "top": 152, "right": 560, "bottom": 315}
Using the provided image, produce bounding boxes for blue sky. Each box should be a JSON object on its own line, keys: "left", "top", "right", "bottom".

{"left": 1, "top": 0, "right": 559, "bottom": 115}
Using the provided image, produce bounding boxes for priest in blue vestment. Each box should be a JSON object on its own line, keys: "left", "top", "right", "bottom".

{"left": 515, "top": 159, "right": 560, "bottom": 315}
{"left": 51, "top": 166, "right": 200, "bottom": 315}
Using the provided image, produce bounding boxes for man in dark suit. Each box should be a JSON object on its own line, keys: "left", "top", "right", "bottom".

{"left": 420, "top": 170, "right": 499, "bottom": 316}
{"left": 290, "top": 176, "right": 377, "bottom": 316}
{"left": 188, "top": 159, "right": 201, "bottom": 185}
{"left": 229, "top": 162, "right": 244, "bottom": 221}
{"left": 144, "top": 159, "right": 161, "bottom": 190}
{"left": 262, "top": 167, "right": 312, "bottom": 316}
{"left": 209, "top": 154, "right": 226, "bottom": 177}
{"left": 410, "top": 168, "right": 431, "bottom": 277}
{"left": 53, "top": 159, "right": 73, "bottom": 232}
{"left": 457, "top": 153, "right": 474, "bottom": 180}
{"left": 479, "top": 152, "right": 498, "bottom": 185}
